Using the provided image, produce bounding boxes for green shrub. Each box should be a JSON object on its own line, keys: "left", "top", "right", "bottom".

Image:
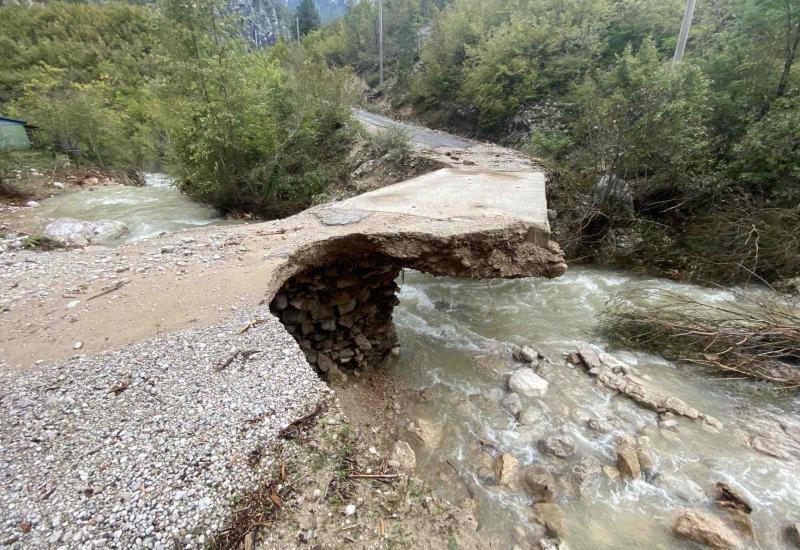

{"left": 159, "top": 0, "right": 358, "bottom": 218}
{"left": 569, "top": 38, "right": 714, "bottom": 196}
{"left": 368, "top": 126, "right": 412, "bottom": 162}
{"left": 525, "top": 128, "right": 573, "bottom": 161}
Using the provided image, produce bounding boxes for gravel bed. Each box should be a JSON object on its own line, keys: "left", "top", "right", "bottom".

{"left": 0, "top": 308, "right": 328, "bottom": 548}
{"left": 0, "top": 229, "right": 248, "bottom": 313}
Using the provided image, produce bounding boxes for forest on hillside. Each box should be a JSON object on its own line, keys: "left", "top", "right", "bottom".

{"left": 0, "top": 0, "right": 358, "bottom": 217}
{"left": 1, "top": 0, "right": 798, "bottom": 284}
{"left": 309, "top": 0, "right": 800, "bottom": 284}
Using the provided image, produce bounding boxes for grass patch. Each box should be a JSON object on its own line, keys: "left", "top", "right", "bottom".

{"left": 601, "top": 288, "right": 800, "bottom": 387}
{"left": 21, "top": 235, "right": 64, "bottom": 251}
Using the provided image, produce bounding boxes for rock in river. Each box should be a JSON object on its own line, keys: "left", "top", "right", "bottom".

{"left": 513, "top": 345, "right": 539, "bottom": 364}
{"left": 672, "top": 508, "right": 742, "bottom": 549}
{"left": 494, "top": 453, "right": 520, "bottom": 488}
{"left": 522, "top": 465, "right": 558, "bottom": 502}
{"left": 786, "top": 523, "right": 800, "bottom": 548}
{"left": 532, "top": 503, "right": 567, "bottom": 538}
{"left": 509, "top": 369, "right": 548, "bottom": 397}
{"left": 715, "top": 481, "right": 752, "bottom": 514}
{"left": 539, "top": 434, "right": 576, "bottom": 459}
{"left": 501, "top": 393, "right": 523, "bottom": 417}
{"left": 44, "top": 218, "right": 128, "bottom": 246}
{"left": 616, "top": 440, "right": 642, "bottom": 480}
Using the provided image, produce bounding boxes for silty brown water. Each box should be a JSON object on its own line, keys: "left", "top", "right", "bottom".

{"left": 388, "top": 267, "right": 800, "bottom": 549}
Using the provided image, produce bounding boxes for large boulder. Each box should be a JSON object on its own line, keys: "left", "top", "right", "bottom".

{"left": 44, "top": 218, "right": 92, "bottom": 246}
{"left": 509, "top": 369, "right": 548, "bottom": 397}
{"left": 44, "top": 218, "right": 128, "bottom": 247}
{"left": 672, "top": 508, "right": 742, "bottom": 549}
{"left": 89, "top": 220, "right": 128, "bottom": 242}
{"left": 592, "top": 173, "right": 634, "bottom": 212}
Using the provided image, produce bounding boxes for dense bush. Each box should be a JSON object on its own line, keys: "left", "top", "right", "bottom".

{"left": 158, "top": 0, "right": 359, "bottom": 218}
{"left": 368, "top": 126, "right": 412, "bottom": 162}
{"left": 0, "top": 3, "right": 159, "bottom": 169}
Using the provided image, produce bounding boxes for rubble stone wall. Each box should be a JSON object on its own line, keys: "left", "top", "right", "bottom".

{"left": 270, "top": 254, "right": 402, "bottom": 379}
{"left": 267, "top": 226, "right": 566, "bottom": 381}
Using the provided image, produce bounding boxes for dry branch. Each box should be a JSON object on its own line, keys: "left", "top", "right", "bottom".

{"left": 601, "top": 287, "right": 800, "bottom": 387}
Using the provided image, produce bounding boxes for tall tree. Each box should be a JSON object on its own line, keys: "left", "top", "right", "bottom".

{"left": 296, "top": 0, "right": 321, "bottom": 36}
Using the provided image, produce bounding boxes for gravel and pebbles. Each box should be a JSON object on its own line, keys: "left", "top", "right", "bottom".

{"left": 0, "top": 307, "right": 329, "bottom": 548}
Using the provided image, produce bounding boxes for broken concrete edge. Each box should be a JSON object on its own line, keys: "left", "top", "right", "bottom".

{"left": 262, "top": 222, "right": 566, "bottom": 377}
{"left": 264, "top": 222, "right": 566, "bottom": 301}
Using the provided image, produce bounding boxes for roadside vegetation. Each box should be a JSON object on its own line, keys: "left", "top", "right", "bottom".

{"left": 311, "top": 0, "right": 800, "bottom": 286}
{"left": 0, "top": 0, "right": 359, "bottom": 218}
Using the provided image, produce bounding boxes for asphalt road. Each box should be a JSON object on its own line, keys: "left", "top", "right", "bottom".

{"left": 355, "top": 109, "right": 473, "bottom": 149}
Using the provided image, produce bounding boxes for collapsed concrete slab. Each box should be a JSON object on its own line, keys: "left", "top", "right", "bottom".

{"left": 265, "top": 167, "right": 565, "bottom": 377}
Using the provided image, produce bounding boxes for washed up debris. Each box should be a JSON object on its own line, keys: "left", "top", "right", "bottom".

{"left": 214, "top": 348, "right": 260, "bottom": 372}
{"left": 573, "top": 346, "right": 721, "bottom": 427}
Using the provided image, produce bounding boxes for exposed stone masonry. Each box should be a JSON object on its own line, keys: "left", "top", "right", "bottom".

{"left": 270, "top": 254, "right": 402, "bottom": 379}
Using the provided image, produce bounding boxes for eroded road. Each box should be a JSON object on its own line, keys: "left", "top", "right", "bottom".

{"left": 0, "top": 110, "right": 563, "bottom": 549}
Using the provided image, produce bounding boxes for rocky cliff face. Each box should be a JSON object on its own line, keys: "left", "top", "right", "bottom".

{"left": 283, "top": 0, "right": 348, "bottom": 23}
{"left": 232, "top": 0, "right": 349, "bottom": 47}
{"left": 231, "top": 0, "right": 287, "bottom": 47}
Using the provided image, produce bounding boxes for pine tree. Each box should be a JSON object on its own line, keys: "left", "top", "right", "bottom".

{"left": 296, "top": 0, "right": 320, "bottom": 36}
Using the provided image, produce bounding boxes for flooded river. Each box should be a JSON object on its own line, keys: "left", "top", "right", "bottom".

{"left": 6, "top": 172, "right": 798, "bottom": 548}
{"left": 389, "top": 268, "right": 800, "bottom": 549}
{"left": 5, "top": 173, "right": 224, "bottom": 243}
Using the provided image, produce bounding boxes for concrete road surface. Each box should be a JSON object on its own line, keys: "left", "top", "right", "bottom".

{"left": 355, "top": 109, "right": 473, "bottom": 149}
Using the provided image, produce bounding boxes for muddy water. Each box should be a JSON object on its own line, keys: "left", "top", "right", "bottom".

{"left": 18, "top": 173, "right": 224, "bottom": 243}
{"left": 389, "top": 267, "right": 800, "bottom": 549}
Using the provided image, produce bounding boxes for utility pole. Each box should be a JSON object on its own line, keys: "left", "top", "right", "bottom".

{"left": 378, "top": 0, "right": 384, "bottom": 87}
{"left": 673, "top": 0, "right": 697, "bottom": 63}
{"left": 296, "top": 16, "right": 300, "bottom": 43}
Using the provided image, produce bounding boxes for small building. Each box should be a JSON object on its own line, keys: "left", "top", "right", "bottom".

{"left": 0, "top": 116, "right": 35, "bottom": 151}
